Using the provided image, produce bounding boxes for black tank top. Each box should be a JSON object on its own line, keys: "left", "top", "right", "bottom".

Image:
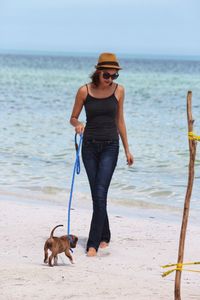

{"left": 83, "top": 84, "right": 119, "bottom": 141}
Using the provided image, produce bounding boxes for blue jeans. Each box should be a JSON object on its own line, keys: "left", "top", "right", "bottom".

{"left": 82, "top": 139, "right": 119, "bottom": 251}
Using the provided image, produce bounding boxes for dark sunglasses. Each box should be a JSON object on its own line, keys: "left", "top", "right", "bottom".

{"left": 102, "top": 72, "right": 119, "bottom": 80}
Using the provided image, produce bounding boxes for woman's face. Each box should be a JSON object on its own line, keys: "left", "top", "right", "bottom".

{"left": 99, "top": 69, "right": 119, "bottom": 86}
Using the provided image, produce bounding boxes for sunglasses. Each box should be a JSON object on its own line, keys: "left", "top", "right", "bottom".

{"left": 102, "top": 72, "right": 119, "bottom": 80}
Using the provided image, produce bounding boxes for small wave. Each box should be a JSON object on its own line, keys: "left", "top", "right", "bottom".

{"left": 17, "top": 185, "right": 68, "bottom": 195}
{"left": 109, "top": 197, "right": 181, "bottom": 213}
{"left": 149, "top": 190, "right": 174, "bottom": 197}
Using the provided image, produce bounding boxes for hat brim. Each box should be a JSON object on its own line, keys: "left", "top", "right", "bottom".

{"left": 95, "top": 64, "right": 122, "bottom": 70}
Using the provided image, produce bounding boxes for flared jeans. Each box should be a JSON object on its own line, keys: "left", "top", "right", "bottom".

{"left": 82, "top": 139, "right": 119, "bottom": 251}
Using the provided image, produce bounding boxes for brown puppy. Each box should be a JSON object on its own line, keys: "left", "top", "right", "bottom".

{"left": 44, "top": 224, "right": 78, "bottom": 267}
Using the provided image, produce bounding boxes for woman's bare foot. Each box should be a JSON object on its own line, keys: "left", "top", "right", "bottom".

{"left": 87, "top": 247, "right": 97, "bottom": 257}
{"left": 99, "top": 241, "right": 109, "bottom": 249}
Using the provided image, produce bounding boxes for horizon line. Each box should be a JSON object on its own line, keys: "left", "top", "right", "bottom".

{"left": 0, "top": 48, "right": 200, "bottom": 61}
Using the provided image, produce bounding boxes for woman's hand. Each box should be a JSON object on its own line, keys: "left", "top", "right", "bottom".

{"left": 125, "top": 151, "right": 134, "bottom": 166}
{"left": 75, "top": 123, "right": 85, "bottom": 134}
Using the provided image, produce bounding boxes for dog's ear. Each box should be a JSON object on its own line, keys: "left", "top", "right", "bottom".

{"left": 69, "top": 235, "right": 78, "bottom": 243}
{"left": 72, "top": 235, "right": 78, "bottom": 242}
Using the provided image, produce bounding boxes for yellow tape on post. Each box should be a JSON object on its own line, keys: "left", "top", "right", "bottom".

{"left": 161, "top": 261, "right": 200, "bottom": 277}
{"left": 188, "top": 132, "right": 200, "bottom": 141}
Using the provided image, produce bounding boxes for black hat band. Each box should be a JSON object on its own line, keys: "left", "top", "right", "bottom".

{"left": 97, "top": 61, "right": 119, "bottom": 67}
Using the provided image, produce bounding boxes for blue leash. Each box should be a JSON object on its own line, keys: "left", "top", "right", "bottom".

{"left": 67, "top": 133, "right": 83, "bottom": 236}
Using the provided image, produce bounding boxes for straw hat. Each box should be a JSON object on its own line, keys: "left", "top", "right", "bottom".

{"left": 95, "top": 52, "right": 122, "bottom": 70}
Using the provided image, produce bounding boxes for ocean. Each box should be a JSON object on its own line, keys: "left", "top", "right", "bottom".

{"left": 1, "top": 53, "right": 200, "bottom": 211}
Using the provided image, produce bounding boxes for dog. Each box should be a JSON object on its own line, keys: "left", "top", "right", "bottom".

{"left": 44, "top": 224, "right": 78, "bottom": 267}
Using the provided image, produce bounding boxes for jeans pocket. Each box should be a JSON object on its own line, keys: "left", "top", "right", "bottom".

{"left": 82, "top": 140, "right": 96, "bottom": 154}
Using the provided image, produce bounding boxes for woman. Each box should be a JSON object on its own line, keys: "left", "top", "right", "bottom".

{"left": 70, "top": 53, "right": 134, "bottom": 257}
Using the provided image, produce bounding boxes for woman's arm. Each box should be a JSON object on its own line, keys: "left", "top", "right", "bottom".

{"left": 70, "top": 86, "right": 87, "bottom": 134}
{"left": 116, "top": 85, "right": 134, "bottom": 166}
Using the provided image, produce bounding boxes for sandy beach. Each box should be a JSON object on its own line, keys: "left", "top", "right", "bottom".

{"left": 0, "top": 192, "right": 200, "bottom": 300}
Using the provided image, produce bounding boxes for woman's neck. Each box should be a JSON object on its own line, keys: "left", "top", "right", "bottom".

{"left": 94, "top": 82, "right": 113, "bottom": 90}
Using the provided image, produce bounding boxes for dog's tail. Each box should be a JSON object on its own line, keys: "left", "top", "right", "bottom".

{"left": 50, "top": 224, "right": 63, "bottom": 238}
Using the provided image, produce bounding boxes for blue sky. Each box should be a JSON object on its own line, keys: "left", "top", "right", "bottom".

{"left": 0, "top": 0, "right": 200, "bottom": 56}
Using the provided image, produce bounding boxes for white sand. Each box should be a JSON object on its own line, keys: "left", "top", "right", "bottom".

{"left": 0, "top": 192, "right": 200, "bottom": 300}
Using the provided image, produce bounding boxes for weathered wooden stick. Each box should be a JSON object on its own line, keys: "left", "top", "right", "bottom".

{"left": 174, "top": 91, "right": 197, "bottom": 300}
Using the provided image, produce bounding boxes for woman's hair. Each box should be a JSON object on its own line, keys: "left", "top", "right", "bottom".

{"left": 90, "top": 70, "right": 101, "bottom": 86}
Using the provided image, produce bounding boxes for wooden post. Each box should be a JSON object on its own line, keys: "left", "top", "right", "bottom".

{"left": 174, "top": 91, "right": 197, "bottom": 299}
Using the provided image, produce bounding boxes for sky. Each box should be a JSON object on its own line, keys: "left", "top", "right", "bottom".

{"left": 0, "top": 0, "right": 200, "bottom": 56}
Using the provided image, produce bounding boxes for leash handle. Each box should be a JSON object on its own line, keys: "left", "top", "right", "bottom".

{"left": 75, "top": 133, "right": 82, "bottom": 174}
{"left": 67, "top": 133, "right": 83, "bottom": 235}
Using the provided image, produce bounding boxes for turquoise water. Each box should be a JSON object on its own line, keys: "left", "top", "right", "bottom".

{"left": 1, "top": 53, "right": 200, "bottom": 210}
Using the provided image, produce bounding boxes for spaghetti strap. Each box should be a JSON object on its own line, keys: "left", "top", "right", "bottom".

{"left": 113, "top": 84, "right": 118, "bottom": 94}
{"left": 85, "top": 84, "right": 89, "bottom": 94}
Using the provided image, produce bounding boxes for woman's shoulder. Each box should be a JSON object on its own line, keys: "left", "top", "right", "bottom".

{"left": 77, "top": 84, "right": 89, "bottom": 98}
{"left": 115, "top": 84, "right": 125, "bottom": 101}
{"left": 116, "top": 83, "right": 125, "bottom": 93}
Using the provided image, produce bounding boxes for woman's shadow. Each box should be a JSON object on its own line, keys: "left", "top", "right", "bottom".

{"left": 77, "top": 236, "right": 111, "bottom": 257}
{"left": 77, "top": 236, "right": 87, "bottom": 250}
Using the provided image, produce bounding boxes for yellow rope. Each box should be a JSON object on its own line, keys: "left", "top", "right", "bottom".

{"left": 161, "top": 262, "right": 200, "bottom": 277}
{"left": 188, "top": 132, "right": 200, "bottom": 141}
{"left": 162, "top": 261, "right": 200, "bottom": 268}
